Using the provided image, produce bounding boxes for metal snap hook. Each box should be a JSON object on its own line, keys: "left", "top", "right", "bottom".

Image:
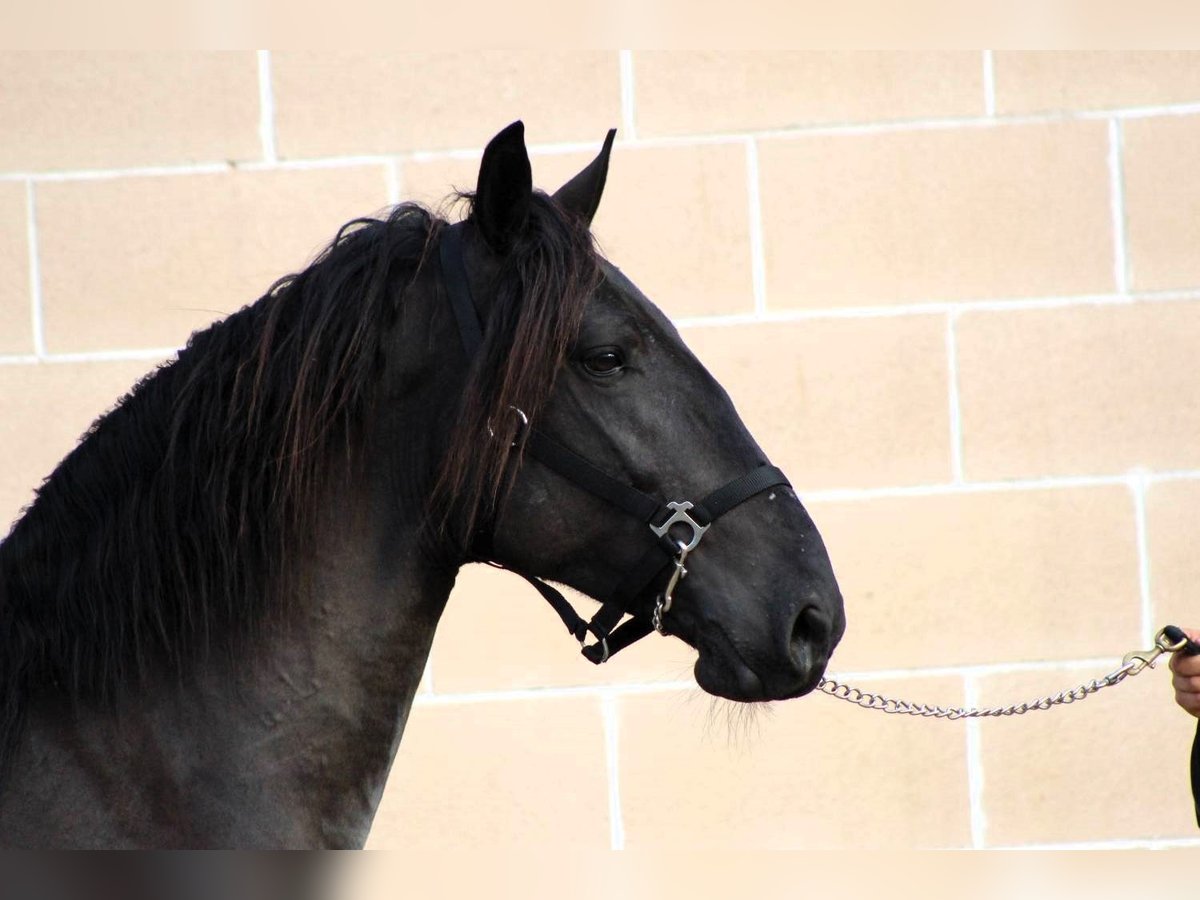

{"left": 1120, "top": 627, "right": 1187, "bottom": 675}
{"left": 652, "top": 541, "right": 690, "bottom": 635}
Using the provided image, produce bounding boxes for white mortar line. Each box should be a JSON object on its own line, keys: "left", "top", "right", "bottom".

{"left": 963, "top": 675, "right": 987, "bottom": 848}
{"left": 0, "top": 354, "right": 38, "bottom": 366}
{"left": 1129, "top": 471, "right": 1155, "bottom": 646}
{"left": 5, "top": 99, "right": 1200, "bottom": 185}
{"left": 802, "top": 472, "right": 1139, "bottom": 503}
{"left": 945, "top": 312, "right": 965, "bottom": 482}
{"left": 982, "top": 51, "right": 996, "bottom": 117}
{"left": 32, "top": 347, "right": 178, "bottom": 364}
{"left": 420, "top": 657, "right": 434, "bottom": 695}
{"left": 4, "top": 286, "right": 1200, "bottom": 367}
{"left": 673, "top": 289, "right": 1200, "bottom": 329}
{"left": 3, "top": 162, "right": 232, "bottom": 183}
{"left": 828, "top": 655, "right": 1126, "bottom": 683}
{"left": 240, "top": 155, "right": 396, "bottom": 173}
{"left": 1103, "top": 101, "right": 1200, "bottom": 121}
{"left": 1107, "top": 118, "right": 1131, "bottom": 294}
{"left": 403, "top": 102, "right": 1200, "bottom": 153}
{"left": 415, "top": 680, "right": 695, "bottom": 706}
{"left": 744, "top": 138, "right": 767, "bottom": 316}
{"left": 384, "top": 159, "right": 401, "bottom": 207}
{"left": 409, "top": 653, "right": 1151, "bottom": 708}
{"left": 1146, "top": 467, "right": 1200, "bottom": 484}
{"left": 24, "top": 180, "right": 45, "bottom": 357}
{"left": 256, "top": 50, "right": 278, "bottom": 164}
{"left": 600, "top": 693, "right": 625, "bottom": 849}
{"left": 794, "top": 469, "right": 1200, "bottom": 503}
{"left": 400, "top": 103, "right": 1200, "bottom": 157}
{"left": 618, "top": 50, "right": 637, "bottom": 140}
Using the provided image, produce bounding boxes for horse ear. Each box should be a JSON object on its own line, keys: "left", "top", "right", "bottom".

{"left": 552, "top": 128, "right": 616, "bottom": 227}
{"left": 472, "top": 120, "right": 533, "bottom": 254}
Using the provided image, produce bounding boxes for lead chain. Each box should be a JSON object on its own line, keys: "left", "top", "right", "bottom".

{"left": 817, "top": 628, "right": 1187, "bottom": 720}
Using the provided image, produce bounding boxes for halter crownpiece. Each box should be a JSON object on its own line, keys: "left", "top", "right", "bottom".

{"left": 439, "top": 221, "right": 790, "bottom": 663}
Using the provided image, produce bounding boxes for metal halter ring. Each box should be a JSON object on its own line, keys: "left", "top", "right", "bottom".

{"left": 486, "top": 406, "right": 529, "bottom": 447}
{"left": 649, "top": 501, "right": 709, "bottom": 552}
{"left": 581, "top": 632, "right": 609, "bottom": 663}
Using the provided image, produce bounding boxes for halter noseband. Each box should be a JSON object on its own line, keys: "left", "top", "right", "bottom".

{"left": 439, "top": 221, "right": 790, "bottom": 664}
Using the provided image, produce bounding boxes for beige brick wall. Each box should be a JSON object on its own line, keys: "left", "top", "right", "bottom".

{"left": 2, "top": 51, "right": 1200, "bottom": 850}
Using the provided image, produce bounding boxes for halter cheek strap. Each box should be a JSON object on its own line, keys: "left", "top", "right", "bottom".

{"left": 439, "top": 221, "right": 790, "bottom": 664}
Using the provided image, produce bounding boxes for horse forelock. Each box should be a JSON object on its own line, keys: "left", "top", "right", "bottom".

{"left": 431, "top": 190, "right": 603, "bottom": 550}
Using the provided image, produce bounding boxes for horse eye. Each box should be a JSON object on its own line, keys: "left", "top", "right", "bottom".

{"left": 581, "top": 348, "right": 625, "bottom": 377}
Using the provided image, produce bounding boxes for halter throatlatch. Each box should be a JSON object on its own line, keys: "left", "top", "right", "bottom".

{"left": 439, "top": 221, "right": 790, "bottom": 664}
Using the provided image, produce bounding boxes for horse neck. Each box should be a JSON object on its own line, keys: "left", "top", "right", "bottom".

{"left": 223, "top": 473, "right": 456, "bottom": 846}
{"left": 4, "top": 303, "right": 466, "bottom": 850}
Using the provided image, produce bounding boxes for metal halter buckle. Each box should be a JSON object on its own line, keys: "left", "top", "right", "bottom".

{"left": 486, "top": 406, "right": 529, "bottom": 447}
{"left": 649, "top": 501, "right": 709, "bottom": 552}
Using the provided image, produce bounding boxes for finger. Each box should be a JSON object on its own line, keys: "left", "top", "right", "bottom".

{"left": 1172, "top": 656, "right": 1200, "bottom": 678}
{"left": 1172, "top": 672, "right": 1200, "bottom": 693}
{"left": 1171, "top": 656, "right": 1200, "bottom": 677}
{"left": 1169, "top": 636, "right": 1200, "bottom": 673}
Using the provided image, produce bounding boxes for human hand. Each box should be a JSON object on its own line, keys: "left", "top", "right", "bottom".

{"left": 1169, "top": 628, "right": 1200, "bottom": 718}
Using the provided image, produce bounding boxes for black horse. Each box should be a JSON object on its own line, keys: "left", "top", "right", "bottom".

{"left": 0, "top": 122, "right": 844, "bottom": 848}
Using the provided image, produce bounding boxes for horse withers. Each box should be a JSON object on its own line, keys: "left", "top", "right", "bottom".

{"left": 0, "top": 121, "right": 844, "bottom": 847}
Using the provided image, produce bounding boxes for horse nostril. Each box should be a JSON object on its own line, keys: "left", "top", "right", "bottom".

{"left": 789, "top": 604, "right": 832, "bottom": 664}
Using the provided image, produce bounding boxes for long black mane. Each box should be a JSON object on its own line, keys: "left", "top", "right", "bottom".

{"left": 0, "top": 192, "right": 600, "bottom": 763}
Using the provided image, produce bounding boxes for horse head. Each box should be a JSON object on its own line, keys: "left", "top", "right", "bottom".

{"left": 440, "top": 122, "right": 845, "bottom": 702}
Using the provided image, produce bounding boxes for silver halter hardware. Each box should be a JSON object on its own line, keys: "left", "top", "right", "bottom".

{"left": 486, "top": 405, "right": 529, "bottom": 447}
{"left": 649, "top": 500, "right": 708, "bottom": 552}
{"left": 649, "top": 500, "right": 709, "bottom": 634}
{"left": 652, "top": 541, "right": 690, "bottom": 634}
{"left": 581, "top": 632, "right": 610, "bottom": 664}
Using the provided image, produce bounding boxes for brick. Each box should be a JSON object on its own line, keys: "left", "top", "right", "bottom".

{"left": 977, "top": 664, "right": 1198, "bottom": 845}
{"left": 758, "top": 122, "right": 1114, "bottom": 307}
{"left": 957, "top": 302, "right": 1200, "bottom": 479}
{"left": 367, "top": 696, "right": 610, "bottom": 848}
{"left": 429, "top": 564, "right": 698, "bottom": 694}
{"left": 0, "top": 182, "right": 30, "bottom": 354}
{"left": 618, "top": 678, "right": 971, "bottom": 848}
{"left": 36, "top": 167, "right": 389, "bottom": 353}
{"left": 0, "top": 52, "right": 260, "bottom": 172}
{"left": 0, "top": 359, "right": 160, "bottom": 533}
{"left": 810, "top": 486, "right": 1141, "bottom": 673}
{"left": 272, "top": 52, "right": 622, "bottom": 158}
{"left": 994, "top": 52, "right": 1200, "bottom": 114}
{"left": 633, "top": 51, "right": 984, "bottom": 137}
{"left": 1146, "top": 480, "right": 1200, "bottom": 633}
{"left": 1123, "top": 115, "right": 1200, "bottom": 291}
{"left": 681, "top": 317, "right": 950, "bottom": 490}
{"left": 404, "top": 142, "right": 755, "bottom": 319}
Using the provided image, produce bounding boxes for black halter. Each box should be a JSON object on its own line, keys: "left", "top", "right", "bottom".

{"left": 440, "top": 221, "right": 790, "bottom": 664}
